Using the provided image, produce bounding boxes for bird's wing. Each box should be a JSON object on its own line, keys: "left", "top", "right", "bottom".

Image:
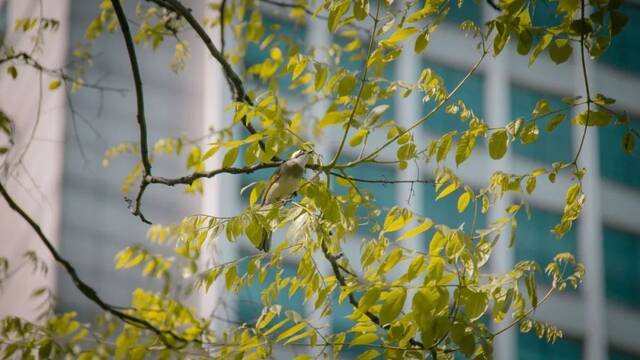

{"left": 261, "top": 166, "right": 281, "bottom": 205}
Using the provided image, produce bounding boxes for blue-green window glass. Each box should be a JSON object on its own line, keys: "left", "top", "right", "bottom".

{"left": 518, "top": 333, "right": 582, "bottom": 360}
{"left": 603, "top": 227, "right": 640, "bottom": 309}
{"left": 510, "top": 85, "right": 571, "bottom": 164}
{"left": 335, "top": 162, "right": 397, "bottom": 236}
{"left": 610, "top": 348, "right": 640, "bottom": 360}
{"left": 245, "top": 16, "right": 307, "bottom": 94}
{"left": 422, "top": 185, "right": 486, "bottom": 238}
{"left": 530, "top": 1, "right": 561, "bottom": 28}
{"left": 599, "top": 4, "right": 640, "bottom": 74}
{"left": 421, "top": 61, "right": 484, "bottom": 135}
{"left": 447, "top": 0, "right": 482, "bottom": 24}
{"left": 0, "top": 2, "right": 8, "bottom": 45}
{"left": 514, "top": 207, "right": 577, "bottom": 281}
{"left": 599, "top": 118, "right": 640, "bottom": 189}
{"left": 236, "top": 256, "right": 305, "bottom": 324}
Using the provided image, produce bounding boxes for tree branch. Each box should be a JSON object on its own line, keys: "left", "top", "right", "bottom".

{"left": 112, "top": 0, "right": 155, "bottom": 224}
{"left": 0, "top": 182, "right": 193, "bottom": 347}
{"left": 319, "top": 235, "right": 425, "bottom": 350}
{"left": 112, "top": 0, "right": 151, "bottom": 175}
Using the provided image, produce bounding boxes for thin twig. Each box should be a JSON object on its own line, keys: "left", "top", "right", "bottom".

{"left": 328, "top": 0, "right": 382, "bottom": 168}
{"left": 0, "top": 182, "right": 192, "bottom": 347}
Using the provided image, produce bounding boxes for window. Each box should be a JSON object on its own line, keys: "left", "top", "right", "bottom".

{"left": 510, "top": 85, "right": 572, "bottom": 164}
{"left": 447, "top": 0, "right": 482, "bottom": 24}
{"left": 514, "top": 207, "right": 577, "bottom": 285}
{"left": 518, "top": 332, "right": 582, "bottom": 360}
{"left": 603, "top": 227, "right": 640, "bottom": 309}
{"left": 236, "top": 256, "right": 305, "bottom": 325}
{"left": 529, "top": 1, "right": 561, "bottom": 28}
{"left": 598, "top": 117, "right": 640, "bottom": 189}
{"left": 0, "top": 1, "right": 8, "bottom": 46}
{"left": 599, "top": 4, "right": 640, "bottom": 74}
{"left": 421, "top": 61, "right": 484, "bottom": 135}
{"left": 609, "top": 348, "right": 640, "bottom": 360}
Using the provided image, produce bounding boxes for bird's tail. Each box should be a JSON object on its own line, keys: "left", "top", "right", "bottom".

{"left": 258, "top": 229, "right": 271, "bottom": 252}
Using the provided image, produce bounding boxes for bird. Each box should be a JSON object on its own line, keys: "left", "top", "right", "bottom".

{"left": 258, "top": 149, "right": 309, "bottom": 252}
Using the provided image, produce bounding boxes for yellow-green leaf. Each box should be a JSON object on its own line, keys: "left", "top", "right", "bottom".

{"left": 48, "top": 80, "right": 62, "bottom": 90}
{"left": 380, "top": 288, "right": 406, "bottom": 325}
{"left": 572, "top": 110, "right": 611, "bottom": 127}
{"left": 489, "top": 130, "right": 508, "bottom": 160}
{"left": 222, "top": 146, "right": 239, "bottom": 167}
{"left": 545, "top": 113, "right": 566, "bottom": 132}
{"left": 276, "top": 322, "right": 307, "bottom": 343}
{"left": 623, "top": 131, "right": 635, "bottom": 154}
{"left": 383, "top": 27, "right": 418, "bottom": 45}
{"left": 397, "top": 219, "right": 433, "bottom": 241}
{"left": 457, "top": 192, "right": 471, "bottom": 213}
{"left": 350, "top": 333, "right": 378, "bottom": 346}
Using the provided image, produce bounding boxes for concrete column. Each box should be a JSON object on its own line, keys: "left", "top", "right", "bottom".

{"left": 483, "top": 5, "right": 515, "bottom": 360}
{"left": 0, "top": 0, "right": 69, "bottom": 322}
{"left": 573, "top": 50, "right": 607, "bottom": 360}
{"left": 197, "top": 0, "right": 238, "bottom": 329}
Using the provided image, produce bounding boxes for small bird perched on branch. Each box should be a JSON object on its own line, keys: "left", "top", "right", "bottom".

{"left": 258, "top": 149, "right": 309, "bottom": 252}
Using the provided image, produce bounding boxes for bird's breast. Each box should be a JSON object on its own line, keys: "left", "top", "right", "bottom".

{"left": 265, "top": 175, "right": 301, "bottom": 204}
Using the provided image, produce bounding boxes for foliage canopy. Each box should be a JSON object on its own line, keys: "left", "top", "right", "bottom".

{"left": 0, "top": 0, "right": 636, "bottom": 359}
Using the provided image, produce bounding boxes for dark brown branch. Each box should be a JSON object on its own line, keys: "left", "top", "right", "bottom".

{"left": 112, "top": 0, "right": 152, "bottom": 175}
{"left": 112, "top": 0, "right": 155, "bottom": 224}
{"left": 0, "top": 182, "right": 192, "bottom": 347}
{"left": 319, "top": 237, "right": 425, "bottom": 350}
{"left": 261, "top": 0, "right": 316, "bottom": 16}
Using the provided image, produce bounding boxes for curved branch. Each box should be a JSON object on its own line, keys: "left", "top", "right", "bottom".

{"left": 112, "top": 0, "right": 151, "bottom": 175}
{"left": 0, "top": 182, "right": 192, "bottom": 347}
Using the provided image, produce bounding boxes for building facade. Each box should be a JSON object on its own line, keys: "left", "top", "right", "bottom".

{"left": 1, "top": 0, "right": 639, "bottom": 359}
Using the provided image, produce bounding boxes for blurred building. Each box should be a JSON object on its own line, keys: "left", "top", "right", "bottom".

{"left": 0, "top": 1, "right": 639, "bottom": 359}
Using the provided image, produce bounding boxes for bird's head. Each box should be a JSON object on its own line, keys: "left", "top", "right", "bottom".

{"left": 289, "top": 149, "right": 309, "bottom": 167}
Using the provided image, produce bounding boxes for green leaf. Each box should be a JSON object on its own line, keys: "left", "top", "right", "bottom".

{"left": 358, "top": 287, "right": 381, "bottom": 313}
{"left": 529, "top": 33, "right": 552, "bottom": 66}
{"left": 380, "top": 288, "right": 406, "bottom": 325}
{"left": 572, "top": 110, "right": 611, "bottom": 127}
{"left": 455, "top": 132, "right": 476, "bottom": 166}
{"left": 314, "top": 65, "right": 328, "bottom": 91}
{"left": 520, "top": 122, "right": 539, "bottom": 144}
{"left": 436, "top": 182, "right": 458, "bottom": 201}
{"left": 460, "top": 288, "right": 488, "bottom": 321}
{"left": 338, "top": 74, "right": 357, "bottom": 96}
{"left": 319, "top": 111, "right": 349, "bottom": 127}
{"left": 349, "top": 128, "right": 368, "bottom": 147}
{"left": 548, "top": 39, "right": 573, "bottom": 64}
{"left": 414, "top": 30, "right": 429, "bottom": 53}
{"left": 397, "top": 219, "right": 433, "bottom": 241}
{"left": 356, "top": 350, "right": 380, "bottom": 360}
{"left": 353, "top": 0, "right": 369, "bottom": 20}
{"left": 516, "top": 29, "right": 532, "bottom": 55}
{"left": 48, "top": 80, "right": 62, "bottom": 90}
{"left": 383, "top": 208, "right": 412, "bottom": 233}
{"left": 222, "top": 146, "right": 239, "bottom": 167}
{"left": 7, "top": 66, "right": 17, "bottom": 79}
{"left": 350, "top": 333, "right": 378, "bottom": 346}
{"left": 428, "top": 232, "right": 446, "bottom": 256}
{"left": 489, "top": 130, "right": 508, "bottom": 160}
{"left": 457, "top": 192, "right": 471, "bottom": 213}
{"left": 383, "top": 27, "right": 418, "bottom": 45}
{"left": 622, "top": 131, "right": 635, "bottom": 154}
{"left": 276, "top": 322, "right": 307, "bottom": 343}
{"left": 545, "top": 113, "right": 566, "bottom": 132}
